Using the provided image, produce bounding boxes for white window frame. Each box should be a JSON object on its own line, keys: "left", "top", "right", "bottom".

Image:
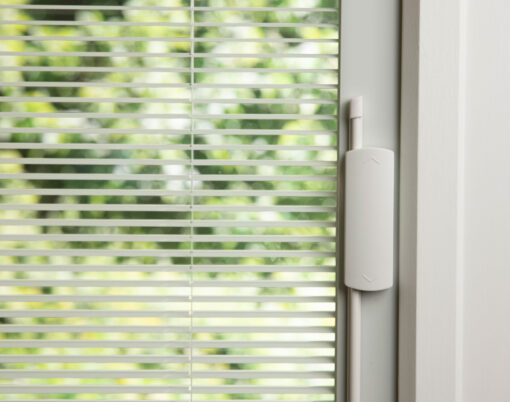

{"left": 340, "top": 0, "right": 400, "bottom": 400}
{"left": 399, "top": 0, "right": 466, "bottom": 401}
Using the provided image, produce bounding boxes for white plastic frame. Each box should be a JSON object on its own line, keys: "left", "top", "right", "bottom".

{"left": 399, "top": 0, "right": 466, "bottom": 401}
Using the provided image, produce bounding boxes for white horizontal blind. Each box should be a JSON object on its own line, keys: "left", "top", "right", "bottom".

{"left": 0, "top": 1, "right": 339, "bottom": 401}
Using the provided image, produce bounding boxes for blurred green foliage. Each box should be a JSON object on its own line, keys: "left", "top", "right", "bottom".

{"left": 0, "top": 0, "right": 338, "bottom": 400}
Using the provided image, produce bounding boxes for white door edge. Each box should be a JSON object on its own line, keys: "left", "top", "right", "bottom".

{"left": 399, "top": 0, "right": 466, "bottom": 401}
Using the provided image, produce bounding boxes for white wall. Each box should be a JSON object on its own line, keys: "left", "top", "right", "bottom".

{"left": 462, "top": 0, "right": 510, "bottom": 400}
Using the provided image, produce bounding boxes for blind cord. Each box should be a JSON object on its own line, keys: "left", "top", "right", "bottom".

{"left": 189, "top": 0, "right": 196, "bottom": 398}
{"left": 347, "top": 98, "right": 363, "bottom": 402}
{"left": 347, "top": 288, "right": 361, "bottom": 402}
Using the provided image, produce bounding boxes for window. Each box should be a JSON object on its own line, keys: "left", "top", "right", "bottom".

{"left": 0, "top": 1, "right": 339, "bottom": 401}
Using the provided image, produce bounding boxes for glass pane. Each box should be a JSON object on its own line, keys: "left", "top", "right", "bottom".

{"left": 0, "top": 0, "right": 339, "bottom": 400}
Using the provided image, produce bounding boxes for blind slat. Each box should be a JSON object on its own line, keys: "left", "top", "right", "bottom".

{"left": 0, "top": 97, "right": 338, "bottom": 105}
{"left": 0, "top": 191, "right": 336, "bottom": 199}
{"left": 0, "top": 128, "right": 337, "bottom": 136}
{"left": 0, "top": 20, "right": 338, "bottom": 28}
{"left": 0, "top": 204, "right": 336, "bottom": 213}
{"left": 0, "top": 325, "right": 335, "bottom": 334}
{"left": 0, "top": 173, "right": 336, "bottom": 182}
{"left": 0, "top": 264, "right": 336, "bottom": 273}
{"left": 0, "top": 112, "right": 337, "bottom": 120}
{"left": 0, "top": 386, "right": 334, "bottom": 394}
{"left": 0, "top": 295, "right": 335, "bottom": 303}
{"left": 1, "top": 5, "right": 338, "bottom": 12}
{"left": 0, "top": 189, "right": 336, "bottom": 197}
{"left": 0, "top": 340, "right": 334, "bottom": 348}
{"left": 0, "top": 249, "right": 336, "bottom": 257}
{"left": 0, "top": 280, "right": 336, "bottom": 287}
{"left": 0, "top": 355, "right": 335, "bottom": 364}
{"left": 0, "top": 219, "right": 336, "bottom": 227}
{"left": 0, "top": 66, "right": 336, "bottom": 74}
{"left": 0, "top": 82, "right": 338, "bottom": 89}
{"left": 0, "top": 400, "right": 330, "bottom": 402}
{"left": 0, "top": 310, "right": 335, "bottom": 318}
{"left": 0, "top": 35, "right": 338, "bottom": 43}
{"left": 0, "top": 157, "right": 336, "bottom": 165}
{"left": 0, "top": 142, "right": 336, "bottom": 151}
{"left": 0, "top": 370, "right": 333, "bottom": 379}
{"left": 0, "top": 51, "right": 337, "bottom": 59}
